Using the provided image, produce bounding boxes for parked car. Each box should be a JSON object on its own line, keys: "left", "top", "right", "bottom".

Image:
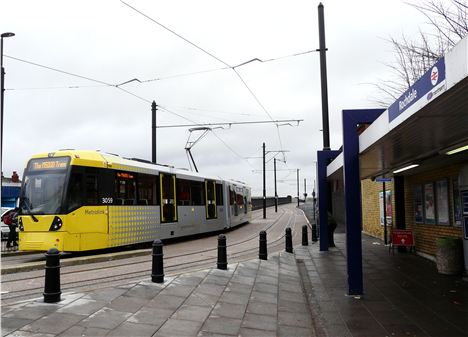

{"left": 1, "top": 207, "right": 14, "bottom": 241}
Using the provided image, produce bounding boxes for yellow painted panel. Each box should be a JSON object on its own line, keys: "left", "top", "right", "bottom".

{"left": 19, "top": 232, "right": 65, "bottom": 251}
{"left": 66, "top": 206, "right": 108, "bottom": 234}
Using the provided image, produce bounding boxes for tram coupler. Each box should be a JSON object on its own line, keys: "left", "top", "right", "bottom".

{"left": 43, "top": 248, "right": 61, "bottom": 303}
{"left": 151, "top": 239, "right": 164, "bottom": 283}
{"left": 217, "top": 234, "right": 227, "bottom": 270}
{"left": 302, "top": 225, "right": 308, "bottom": 246}
{"left": 259, "top": 230, "right": 268, "bottom": 260}
{"left": 285, "top": 228, "right": 293, "bottom": 253}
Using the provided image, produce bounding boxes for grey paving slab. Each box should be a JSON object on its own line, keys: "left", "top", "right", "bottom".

{"left": 255, "top": 275, "right": 278, "bottom": 286}
{"left": 123, "top": 282, "right": 165, "bottom": 299}
{"left": 252, "top": 282, "right": 277, "bottom": 294}
{"left": 127, "top": 306, "right": 173, "bottom": 326}
{"left": 241, "top": 313, "right": 277, "bottom": 331}
{"left": 160, "top": 284, "right": 196, "bottom": 297}
{"left": 82, "top": 287, "right": 128, "bottom": 302}
{"left": 224, "top": 281, "right": 252, "bottom": 294}
{"left": 278, "top": 324, "right": 313, "bottom": 337}
{"left": 2, "top": 302, "right": 58, "bottom": 320}
{"left": 154, "top": 318, "right": 203, "bottom": 337}
{"left": 219, "top": 291, "right": 250, "bottom": 305}
{"left": 107, "top": 321, "right": 159, "bottom": 337}
{"left": 278, "top": 310, "right": 313, "bottom": 329}
{"left": 57, "top": 325, "right": 109, "bottom": 337}
{"left": 229, "top": 275, "right": 256, "bottom": 286}
{"left": 146, "top": 293, "right": 186, "bottom": 310}
{"left": 238, "top": 327, "right": 278, "bottom": 337}
{"left": 202, "top": 275, "right": 231, "bottom": 287}
{"left": 196, "top": 283, "right": 225, "bottom": 297}
{"left": 79, "top": 307, "right": 132, "bottom": 329}
{"left": 197, "top": 331, "right": 236, "bottom": 337}
{"left": 211, "top": 302, "right": 246, "bottom": 319}
{"left": 278, "top": 289, "right": 307, "bottom": 304}
{"left": 1, "top": 317, "right": 35, "bottom": 336}
{"left": 278, "top": 298, "right": 310, "bottom": 313}
{"left": 21, "top": 312, "right": 86, "bottom": 335}
{"left": 249, "top": 290, "right": 277, "bottom": 305}
{"left": 107, "top": 294, "right": 149, "bottom": 313}
{"left": 57, "top": 298, "right": 107, "bottom": 315}
{"left": 185, "top": 292, "right": 219, "bottom": 308}
{"left": 201, "top": 316, "right": 242, "bottom": 336}
{"left": 246, "top": 301, "right": 277, "bottom": 316}
{"left": 172, "top": 304, "right": 212, "bottom": 322}
{"left": 4, "top": 330, "right": 56, "bottom": 337}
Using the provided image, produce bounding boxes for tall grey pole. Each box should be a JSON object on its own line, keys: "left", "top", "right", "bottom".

{"left": 1, "top": 32, "right": 15, "bottom": 200}
{"left": 151, "top": 101, "right": 157, "bottom": 164}
{"left": 274, "top": 158, "right": 278, "bottom": 212}
{"left": 263, "top": 142, "right": 266, "bottom": 219}
{"left": 297, "top": 169, "right": 300, "bottom": 207}
{"left": 318, "top": 3, "right": 330, "bottom": 150}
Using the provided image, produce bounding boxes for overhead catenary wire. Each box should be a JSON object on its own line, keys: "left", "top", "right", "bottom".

{"left": 120, "top": 1, "right": 286, "bottom": 151}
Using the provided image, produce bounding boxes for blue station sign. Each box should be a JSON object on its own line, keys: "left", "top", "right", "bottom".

{"left": 375, "top": 177, "right": 392, "bottom": 183}
{"left": 388, "top": 57, "right": 446, "bottom": 122}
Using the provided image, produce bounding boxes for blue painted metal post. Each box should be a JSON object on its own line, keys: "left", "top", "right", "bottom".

{"left": 342, "top": 109, "right": 385, "bottom": 295}
{"left": 317, "top": 150, "right": 340, "bottom": 251}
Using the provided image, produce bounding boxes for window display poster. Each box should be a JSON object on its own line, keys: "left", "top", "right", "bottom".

{"left": 453, "top": 179, "right": 461, "bottom": 225}
{"left": 414, "top": 185, "right": 423, "bottom": 223}
{"left": 424, "top": 183, "right": 435, "bottom": 224}
{"left": 435, "top": 180, "right": 449, "bottom": 224}
{"left": 379, "top": 190, "right": 392, "bottom": 226}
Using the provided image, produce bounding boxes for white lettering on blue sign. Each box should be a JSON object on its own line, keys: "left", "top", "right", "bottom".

{"left": 388, "top": 57, "right": 445, "bottom": 122}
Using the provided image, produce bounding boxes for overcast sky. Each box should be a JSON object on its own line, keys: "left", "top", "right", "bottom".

{"left": 1, "top": 0, "right": 441, "bottom": 196}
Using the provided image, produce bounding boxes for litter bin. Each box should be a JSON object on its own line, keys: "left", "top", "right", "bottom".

{"left": 435, "top": 237, "right": 463, "bottom": 275}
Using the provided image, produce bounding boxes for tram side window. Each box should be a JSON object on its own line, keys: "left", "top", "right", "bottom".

{"left": 66, "top": 172, "right": 83, "bottom": 211}
{"left": 177, "top": 179, "right": 191, "bottom": 206}
{"left": 190, "top": 181, "right": 204, "bottom": 206}
{"left": 114, "top": 172, "right": 136, "bottom": 205}
{"left": 138, "top": 174, "right": 158, "bottom": 205}
{"left": 85, "top": 174, "right": 98, "bottom": 205}
{"left": 230, "top": 188, "right": 236, "bottom": 205}
{"left": 236, "top": 193, "right": 244, "bottom": 206}
{"left": 216, "top": 184, "right": 224, "bottom": 205}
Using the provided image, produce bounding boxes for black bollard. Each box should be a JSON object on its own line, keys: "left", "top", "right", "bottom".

{"left": 312, "top": 222, "right": 318, "bottom": 242}
{"left": 43, "top": 248, "right": 61, "bottom": 303}
{"left": 285, "top": 228, "right": 293, "bottom": 253}
{"left": 302, "top": 225, "right": 308, "bottom": 246}
{"left": 152, "top": 239, "right": 164, "bottom": 283}
{"left": 217, "top": 234, "right": 227, "bottom": 270}
{"left": 259, "top": 230, "right": 268, "bottom": 260}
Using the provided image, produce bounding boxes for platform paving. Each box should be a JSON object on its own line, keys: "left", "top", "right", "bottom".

{"left": 2, "top": 206, "right": 468, "bottom": 336}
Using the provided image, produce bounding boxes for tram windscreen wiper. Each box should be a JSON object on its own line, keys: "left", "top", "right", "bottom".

{"left": 19, "top": 197, "right": 39, "bottom": 222}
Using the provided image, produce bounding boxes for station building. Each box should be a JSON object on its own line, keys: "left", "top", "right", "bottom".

{"left": 317, "top": 35, "right": 468, "bottom": 295}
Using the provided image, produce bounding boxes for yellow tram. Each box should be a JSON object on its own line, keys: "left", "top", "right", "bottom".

{"left": 18, "top": 150, "right": 251, "bottom": 252}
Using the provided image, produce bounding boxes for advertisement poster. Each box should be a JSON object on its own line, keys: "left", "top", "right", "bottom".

{"left": 424, "top": 183, "right": 435, "bottom": 224}
{"left": 379, "top": 190, "right": 392, "bottom": 226}
{"left": 453, "top": 179, "right": 461, "bottom": 226}
{"left": 414, "top": 185, "right": 424, "bottom": 223}
{"left": 436, "top": 180, "right": 449, "bottom": 224}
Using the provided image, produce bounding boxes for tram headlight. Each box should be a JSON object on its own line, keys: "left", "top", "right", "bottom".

{"left": 49, "top": 216, "right": 63, "bottom": 231}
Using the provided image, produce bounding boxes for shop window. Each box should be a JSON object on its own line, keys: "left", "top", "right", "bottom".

{"left": 413, "top": 185, "right": 424, "bottom": 223}
{"left": 453, "top": 177, "right": 462, "bottom": 226}
{"left": 424, "top": 183, "right": 435, "bottom": 224}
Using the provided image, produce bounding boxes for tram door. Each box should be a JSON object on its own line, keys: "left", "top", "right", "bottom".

{"left": 205, "top": 180, "right": 217, "bottom": 219}
{"left": 160, "top": 173, "right": 177, "bottom": 223}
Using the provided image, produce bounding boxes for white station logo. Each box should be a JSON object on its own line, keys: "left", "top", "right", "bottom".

{"left": 431, "top": 66, "right": 439, "bottom": 86}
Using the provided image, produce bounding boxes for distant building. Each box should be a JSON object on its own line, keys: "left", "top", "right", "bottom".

{"left": 1, "top": 171, "right": 21, "bottom": 208}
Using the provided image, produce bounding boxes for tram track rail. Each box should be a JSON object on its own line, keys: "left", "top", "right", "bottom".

{"left": 1, "top": 206, "right": 304, "bottom": 305}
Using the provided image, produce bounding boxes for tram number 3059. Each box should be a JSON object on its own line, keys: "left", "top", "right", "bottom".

{"left": 101, "top": 197, "right": 114, "bottom": 204}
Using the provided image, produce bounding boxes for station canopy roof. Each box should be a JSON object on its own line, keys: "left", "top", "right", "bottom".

{"left": 328, "top": 35, "right": 468, "bottom": 180}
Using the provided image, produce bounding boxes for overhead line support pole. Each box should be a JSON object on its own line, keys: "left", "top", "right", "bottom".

{"left": 274, "top": 158, "right": 278, "bottom": 212}
{"left": 152, "top": 101, "right": 157, "bottom": 164}
{"left": 263, "top": 142, "right": 266, "bottom": 219}
{"left": 318, "top": 3, "right": 330, "bottom": 150}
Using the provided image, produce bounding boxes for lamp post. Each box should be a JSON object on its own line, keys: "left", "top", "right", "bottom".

{"left": 1, "top": 32, "right": 15, "bottom": 201}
